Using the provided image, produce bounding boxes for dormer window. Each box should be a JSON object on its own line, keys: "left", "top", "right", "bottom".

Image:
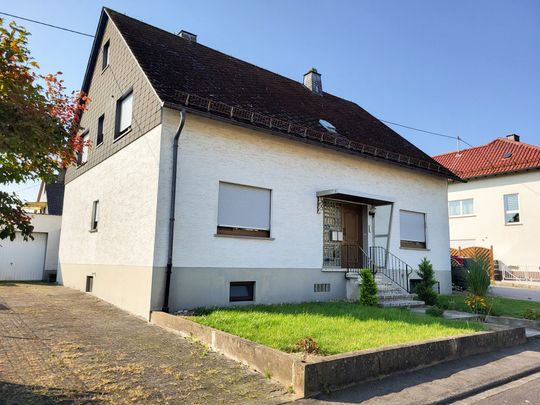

{"left": 102, "top": 41, "right": 110, "bottom": 71}
{"left": 319, "top": 119, "right": 336, "bottom": 133}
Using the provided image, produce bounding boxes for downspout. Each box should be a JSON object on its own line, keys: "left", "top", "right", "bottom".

{"left": 162, "top": 109, "right": 187, "bottom": 313}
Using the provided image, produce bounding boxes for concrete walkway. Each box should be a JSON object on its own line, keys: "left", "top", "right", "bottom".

{"left": 297, "top": 339, "right": 540, "bottom": 404}
{"left": 0, "top": 283, "right": 290, "bottom": 404}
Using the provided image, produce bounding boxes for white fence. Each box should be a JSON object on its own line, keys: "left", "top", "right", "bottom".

{"left": 501, "top": 263, "right": 540, "bottom": 282}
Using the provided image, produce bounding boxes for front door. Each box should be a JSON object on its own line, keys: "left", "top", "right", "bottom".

{"left": 342, "top": 205, "right": 364, "bottom": 269}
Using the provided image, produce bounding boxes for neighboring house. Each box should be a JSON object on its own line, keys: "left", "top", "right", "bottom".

{"left": 433, "top": 134, "right": 540, "bottom": 277}
{"left": 0, "top": 175, "right": 64, "bottom": 281}
{"left": 58, "top": 8, "right": 458, "bottom": 319}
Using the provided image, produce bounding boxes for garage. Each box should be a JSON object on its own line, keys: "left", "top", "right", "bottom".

{"left": 0, "top": 232, "right": 47, "bottom": 280}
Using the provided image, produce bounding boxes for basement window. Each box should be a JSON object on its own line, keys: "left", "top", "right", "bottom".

{"left": 86, "top": 276, "right": 93, "bottom": 293}
{"left": 229, "top": 282, "right": 255, "bottom": 302}
{"left": 400, "top": 210, "right": 427, "bottom": 249}
{"left": 217, "top": 182, "right": 271, "bottom": 238}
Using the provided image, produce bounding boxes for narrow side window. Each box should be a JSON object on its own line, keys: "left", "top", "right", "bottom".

{"left": 102, "top": 41, "right": 109, "bottom": 70}
{"left": 503, "top": 194, "right": 520, "bottom": 224}
{"left": 97, "top": 115, "right": 105, "bottom": 145}
{"left": 115, "top": 90, "right": 133, "bottom": 139}
{"left": 90, "top": 200, "right": 99, "bottom": 231}
{"left": 79, "top": 131, "right": 89, "bottom": 165}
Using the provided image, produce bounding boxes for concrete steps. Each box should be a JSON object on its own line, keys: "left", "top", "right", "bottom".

{"left": 375, "top": 275, "right": 424, "bottom": 308}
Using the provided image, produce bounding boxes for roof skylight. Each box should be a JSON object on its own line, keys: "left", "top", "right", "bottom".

{"left": 502, "top": 152, "right": 512, "bottom": 159}
{"left": 319, "top": 119, "right": 337, "bottom": 133}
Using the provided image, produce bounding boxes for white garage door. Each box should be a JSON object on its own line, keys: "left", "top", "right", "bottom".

{"left": 0, "top": 233, "right": 47, "bottom": 280}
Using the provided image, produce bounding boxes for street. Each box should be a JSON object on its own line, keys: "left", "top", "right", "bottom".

{"left": 490, "top": 286, "right": 540, "bottom": 302}
{"left": 457, "top": 372, "right": 540, "bottom": 404}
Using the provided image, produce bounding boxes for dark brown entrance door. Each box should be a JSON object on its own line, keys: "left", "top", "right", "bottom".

{"left": 342, "top": 205, "right": 363, "bottom": 269}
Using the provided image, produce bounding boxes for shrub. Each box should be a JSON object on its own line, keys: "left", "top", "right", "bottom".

{"left": 523, "top": 309, "right": 540, "bottom": 320}
{"left": 426, "top": 306, "right": 444, "bottom": 317}
{"left": 359, "top": 269, "right": 378, "bottom": 306}
{"left": 451, "top": 264, "right": 468, "bottom": 291}
{"left": 294, "top": 337, "right": 320, "bottom": 355}
{"left": 415, "top": 258, "right": 438, "bottom": 305}
{"left": 465, "top": 255, "right": 491, "bottom": 297}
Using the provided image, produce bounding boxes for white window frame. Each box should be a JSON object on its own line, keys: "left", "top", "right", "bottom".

{"left": 79, "top": 131, "right": 89, "bottom": 165}
{"left": 90, "top": 200, "right": 99, "bottom": 232}
{"left": 503, "top": 193, "right": 521, "bottom": 225}
{"left": 399, "top": 209, "right": 427, "bottom": 249}
{"left": 216, "top": 181, "right": 272, "bottom": 239}
{"left": 448, "top": 198, "right": 474, "bottom": 217}
{"left": 115, "top": 90, "right": 133, "bottom": 139}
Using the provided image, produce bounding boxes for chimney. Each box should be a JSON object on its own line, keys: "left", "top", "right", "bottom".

{"left": 303, "top": 68, "right": 322, "bottom": 95}
{"left": 178, "top": 30, "right": 197, "bottom": 42}
{"left": 506, "top": 134, "right": 520, "bottom": 142}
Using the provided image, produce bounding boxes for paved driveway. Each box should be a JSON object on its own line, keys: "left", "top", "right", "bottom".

{"left": 0, "top": 283, "right": 290, "bottom": 404}
{"left": 490, "top": 286, "right": 540, "bottom": 302}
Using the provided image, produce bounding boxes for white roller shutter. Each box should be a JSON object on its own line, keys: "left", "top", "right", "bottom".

{"left": 218, "top": 182, "right": 271, "bottom": 230}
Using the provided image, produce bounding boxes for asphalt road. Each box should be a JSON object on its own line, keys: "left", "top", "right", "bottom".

{"left": 490, "top": 286, "right": 540, "bottom": 302}
{"left": 457, "top": 372, "right": 540, "bottom": 404}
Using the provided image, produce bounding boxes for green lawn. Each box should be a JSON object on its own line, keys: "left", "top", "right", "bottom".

{"left": 438, "top": 294, "right": 540, "bottom": 319}
{"left": 190, "top": 302, "right": 485, "bottom": 355}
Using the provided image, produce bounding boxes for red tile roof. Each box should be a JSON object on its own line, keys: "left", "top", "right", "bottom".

{"left": 433, "top": 137, "right": 540, "bottom": 180}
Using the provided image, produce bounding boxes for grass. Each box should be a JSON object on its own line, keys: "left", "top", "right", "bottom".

{"left": 438, "top": 294, "right": 540, "bottom": 319}
{"left": 190, "top": 302, "right": 485, "bottom": 355}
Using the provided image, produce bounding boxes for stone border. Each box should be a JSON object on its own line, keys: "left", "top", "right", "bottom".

{"left": 150, "top": 311, "right": 526, "bottom": 398}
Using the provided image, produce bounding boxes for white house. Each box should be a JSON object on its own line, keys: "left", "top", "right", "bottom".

{"left": 0, "top": 177, "right": 63, "bottom": 281}
{"left": 433, "top": 134, "right": 540, "bottom": 279}
{"left": 58, "top": 8, "right": 458, "bottom": 319}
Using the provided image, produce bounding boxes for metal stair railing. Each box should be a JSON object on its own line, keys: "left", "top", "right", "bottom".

{"left": 369, "top": 246, "right": 414, "bottom": 293}
{"left": 341, "top": 244, "right": 379, "bottom": 276}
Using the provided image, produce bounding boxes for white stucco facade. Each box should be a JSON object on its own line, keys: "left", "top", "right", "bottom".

{"left": 58, "top": 124, "right": 165, "bottom": 318}
{"left": 156, "top": 110, "right": 452, "bottom": 310}
{"left": 59, "top": 109, "right": 453, "bottom": 318}
{"left": 447, "top": 170, "right": 540, "bottom": 270}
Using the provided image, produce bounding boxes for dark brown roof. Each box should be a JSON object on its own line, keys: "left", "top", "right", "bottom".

{"left": 97, "top": 8, "right": 457, "bottom": 180}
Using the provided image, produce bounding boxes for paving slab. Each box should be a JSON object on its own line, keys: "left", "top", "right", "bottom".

{"left": 410, "top": 307, "right": 482, "bottom": 321}
{"left": 296, "top": 339, "right": 540, "bottom": 404}
{"left": 0, "top": 283, "right": 290, "bottom": 404}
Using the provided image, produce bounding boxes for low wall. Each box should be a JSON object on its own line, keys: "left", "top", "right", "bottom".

{"left": 150, "top": 311, "right": 526, "bottom": 398}
{"left": 486, "top": 315, "right": 540, "bottom": 330}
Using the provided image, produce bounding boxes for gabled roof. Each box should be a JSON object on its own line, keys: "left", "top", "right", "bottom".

{"left": 85, "top": 8, "right": 458, "bottom": 180}
{"left": 433, "top": 137, "right": 540, "bottom": 180}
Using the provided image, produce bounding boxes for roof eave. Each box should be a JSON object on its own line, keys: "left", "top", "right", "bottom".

{"left": 164, "top": 101, "right": 462, "bottom": 182}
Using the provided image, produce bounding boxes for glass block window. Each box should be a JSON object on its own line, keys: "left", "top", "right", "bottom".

{"left": 322, "top": 200, "right": 342, "bottom": 267}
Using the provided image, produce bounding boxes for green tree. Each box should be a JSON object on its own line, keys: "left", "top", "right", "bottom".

{"left": 415, "top": 258, "right": 438, "bottom": 305}
{"left": 359, "top": 269, "right": 378, "bottom": 306}
{"left": 0, "top": 18, "right": 88, "bottom": 240}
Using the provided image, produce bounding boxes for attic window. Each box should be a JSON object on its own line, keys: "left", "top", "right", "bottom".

{"left": 319, "top": 119, "right": 336, "bottom": 133}
{"left": 502, "top": 152, "right": 512, "bottom": 159}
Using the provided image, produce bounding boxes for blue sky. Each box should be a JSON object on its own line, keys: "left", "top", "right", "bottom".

{"left": 3, "top": 0, "right": 539, "bottom": 201}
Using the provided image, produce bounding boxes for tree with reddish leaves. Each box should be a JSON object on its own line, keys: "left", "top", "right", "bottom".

{"left": 0, "top": 18, "right": 89, "bottom": 240}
